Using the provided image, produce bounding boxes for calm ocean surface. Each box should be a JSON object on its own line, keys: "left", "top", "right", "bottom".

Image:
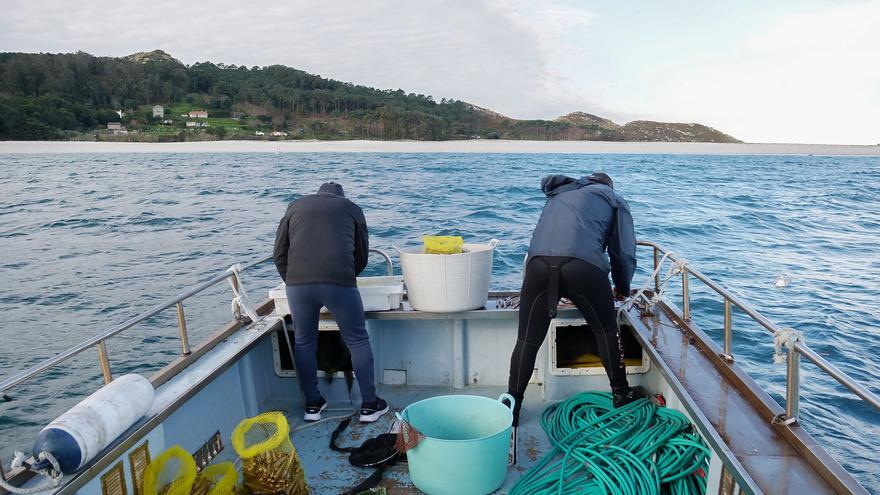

{"left": 1, "top": 152, "right": 879, "bottom": 490}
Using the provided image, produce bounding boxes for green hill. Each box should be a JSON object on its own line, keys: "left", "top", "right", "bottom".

{"left": 0, "top": 50, "right": 739, "bottom": 143}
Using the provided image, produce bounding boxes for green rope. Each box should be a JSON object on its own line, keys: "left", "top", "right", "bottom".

{"left": 510, "top": 392, "right": 710, "bottom": 495}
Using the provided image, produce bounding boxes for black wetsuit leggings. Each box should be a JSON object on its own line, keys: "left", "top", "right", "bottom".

{"left": 508, "top": 256, "right": 629, "bottom": 400}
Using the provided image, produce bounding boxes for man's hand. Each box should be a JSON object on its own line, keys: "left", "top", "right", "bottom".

{"left": 613, "top": 286, "right": 627, "bottom": 301}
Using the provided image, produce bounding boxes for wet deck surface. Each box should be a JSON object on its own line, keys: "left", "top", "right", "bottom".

{"left": 267, "top": 385, "right": 551, "bottom": 494}
{"left": 626, "top": 303, "right": 860, "bottom": 494}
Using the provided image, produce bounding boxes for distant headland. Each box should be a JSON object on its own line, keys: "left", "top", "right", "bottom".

{"left": 0, "top": 49, "right": 740, "bottom": 143}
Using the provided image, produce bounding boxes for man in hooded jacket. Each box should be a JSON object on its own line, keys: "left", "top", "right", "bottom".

{"left": 274, "top": 182, "right": 388, "bottom": 423}
{"left": 506, "top": 172, "right": 641, "bottom": 426}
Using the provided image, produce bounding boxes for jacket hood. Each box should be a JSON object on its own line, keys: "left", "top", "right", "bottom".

{"left": 541, "top": 175, "right": 578, "bottom": 197}
{"left": 541, "top": 173, "right": 614, "bottom": 197}
{"left": 586, "top": 172, "right": 613, "bottom": 188}
{"left": 318, "top": 182, "right": 345, "bottom": 197}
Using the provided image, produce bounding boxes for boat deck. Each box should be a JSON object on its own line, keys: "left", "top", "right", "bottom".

{"left": 622, "top": 300, "right": 865, "bottom": 494}
{"left": 265, "top": 385, "right": 549, "bottom": 494}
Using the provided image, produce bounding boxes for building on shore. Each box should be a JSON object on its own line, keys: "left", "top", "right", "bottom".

{"left": 153, "top": 105, "right": 164, "bottom": 118}
{"left": 106, "top": 122, "right": 128, "bottom": 135}
{"left": 188, "top": 110, "right": 208, "bottom": 118}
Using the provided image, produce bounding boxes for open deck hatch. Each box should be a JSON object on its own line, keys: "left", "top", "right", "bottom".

{"left": 549, "top": 318, "right": 649, "bottom": 375}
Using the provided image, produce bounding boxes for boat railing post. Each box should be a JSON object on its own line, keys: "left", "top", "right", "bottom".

{"left": 96, "top": 340, "right": 112, "bottom": 384}
{"left": 176, "top": 302, "right": 192, "bottom": 356}
{"left": 229, "top": 271, "right": 243, "bottom": 322}
{"left": 653, "top": 246, "right": 660, "bottom": 292}
{"left": 681, "top": 269, "right": 691, "bottom": 320}
{"left": 369, "top": 248, "right": 394, "bottom": 276}
{"left": 722, "top": 299, "right": 734, "bottom": 362}
{"left": 785, "top": 345, "right": 801, "bottom": 424}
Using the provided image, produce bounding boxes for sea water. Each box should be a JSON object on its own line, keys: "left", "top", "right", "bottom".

{"left": 1, "top": 152, "right": 878, "bottom": 489}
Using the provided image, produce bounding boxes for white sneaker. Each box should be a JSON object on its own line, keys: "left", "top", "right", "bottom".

{"left": 304, "top": 397, "right": 328, "bottom": 421}
{"left": 359, "top": 398, "right": 389, "bottom": 423}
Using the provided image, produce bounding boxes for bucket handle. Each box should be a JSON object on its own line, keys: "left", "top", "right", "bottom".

{"left": 488, "top": 239, "right": 500, "bottom": 249}
{"left": 498, "top": 393, "right": 516, "bottom": 411}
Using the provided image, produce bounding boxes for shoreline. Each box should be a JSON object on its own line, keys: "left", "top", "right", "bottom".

{"left": 1, "top": 139, "right": 879, "bottom": 156}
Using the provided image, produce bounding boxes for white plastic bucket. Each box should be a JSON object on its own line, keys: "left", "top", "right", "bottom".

{"left": 398, "top": 239, "right": 498, "bottom": 312}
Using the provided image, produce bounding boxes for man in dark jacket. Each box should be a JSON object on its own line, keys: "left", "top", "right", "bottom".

{"left": 506, "top": 172, "right": 641, "bottom": 425}
{"left": 273, "top": 182, "right": 388, "bottom": 423}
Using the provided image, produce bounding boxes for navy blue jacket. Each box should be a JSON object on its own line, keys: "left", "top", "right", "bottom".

{"left": 527, "top": 175, "right": 637, "bottom": 294}
{"left": 273, "top": 185, "right": 369, "bottom": 286}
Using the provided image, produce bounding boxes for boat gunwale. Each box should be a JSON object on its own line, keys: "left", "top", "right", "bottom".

{"left": 652, "top": 299, "right": 867, "bottom": 494}
{"left": 49, "top": 302, "right": 280, "bottom": 495}
{"left": 620, "top": 306, "right": 766, "bottom": 495}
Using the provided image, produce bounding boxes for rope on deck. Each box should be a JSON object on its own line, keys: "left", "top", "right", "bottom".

{"left": 227, "top": 263, "right": 260, "bottom": 323}
{"left": 772, "top": 328, "right": 804, "bottom": 365}
{"left": 510, "top": 392, "right": 710, "bottom": 495}
{"left": 0, "top": 451, "right": 63, "bottom": 494}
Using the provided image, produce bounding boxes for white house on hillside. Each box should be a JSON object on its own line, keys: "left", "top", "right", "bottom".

{"left": 153, "top": 105, "right": 164, "bottom": 118}
{"left": 188, "top": 110, "right": 208, "bottom": 118}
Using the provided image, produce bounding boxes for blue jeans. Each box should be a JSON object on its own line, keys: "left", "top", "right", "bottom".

{"left": 285, "top": 283, "right": 377, "bottom": 404}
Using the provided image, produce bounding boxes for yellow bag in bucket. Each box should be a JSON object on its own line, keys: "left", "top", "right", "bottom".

{"left": 424, "top": 235, "right": 464, "bottom": 254}
{"left": 191, "top": 462, "right": 237, "bottom": 495}
{"left": 142, "top": 445, "right": 197, "bottom": 495}
{"left": 231, "top": 412, "right": 308, "bottom": 495}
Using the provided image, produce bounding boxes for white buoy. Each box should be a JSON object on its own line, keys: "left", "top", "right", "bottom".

{"left": 32, "top": 374, "right": 155, "bottom": 473}
{"left": 774, "top": 275, "right": 791, "bottom": 288}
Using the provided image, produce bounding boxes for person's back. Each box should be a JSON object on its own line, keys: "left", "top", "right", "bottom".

{"left": 274, "top": 182, "right": 368, "bottom": 287}
{"left": 506, "top": 172, "right": 641, "bottom": 430}
{"left": 273, "top": 182, "right": 386, "bottom": 424}
{"left": 527, "top": 174, "right": 636, "bottom": 294}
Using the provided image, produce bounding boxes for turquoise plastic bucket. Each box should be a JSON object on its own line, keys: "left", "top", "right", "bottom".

{"left": 401, "top": 393, "right": 514, "bottom": 495}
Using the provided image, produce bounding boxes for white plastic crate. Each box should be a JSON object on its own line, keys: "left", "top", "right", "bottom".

{"left": 270, "top": 275, "right": 404, "bottom": 316}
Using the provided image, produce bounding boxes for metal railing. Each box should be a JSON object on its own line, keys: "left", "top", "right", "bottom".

{"left": 0, "top": 249, "right": 395, "bottom": 394}
{"left": 638, "top": 240, "right": 880, "bottom": 424}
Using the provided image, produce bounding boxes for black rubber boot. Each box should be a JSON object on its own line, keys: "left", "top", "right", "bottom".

{"left": 502, "top": 393, "right": 523, "bottom": 427}
{"left": 612, "top": 386, "right": 648, "bottom": 408}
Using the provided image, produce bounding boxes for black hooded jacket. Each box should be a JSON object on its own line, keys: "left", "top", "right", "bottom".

{"left": 273, "top": 183, "right": 369, "bottom": 286}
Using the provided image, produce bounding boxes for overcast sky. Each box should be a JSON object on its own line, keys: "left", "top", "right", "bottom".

{"left": 2, "top": 0, "right": 878, "bottom": 144}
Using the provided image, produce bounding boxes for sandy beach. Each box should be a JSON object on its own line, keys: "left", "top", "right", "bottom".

{"left": 1, "top": 140, "right": 879, "bottom": 155}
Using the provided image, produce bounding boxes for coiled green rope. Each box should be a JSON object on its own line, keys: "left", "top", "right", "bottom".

{"left": 510, "top": 392, "right": 710, "bottom": 495}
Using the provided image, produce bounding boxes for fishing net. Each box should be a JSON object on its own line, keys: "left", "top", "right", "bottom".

{"left": 231, "top": 412, "right": 309, "bottom": 495}
{"left": 393, "top": 416, "right": 425, "bottom": 454}
{"left": 190, "top": 462, "right": 237, "bottom": 495}
{"left": 423, "top": 235, "right": 464, "bottom": 254}
{"left": 142, "top": 445, "right": 197, "bottom": 495}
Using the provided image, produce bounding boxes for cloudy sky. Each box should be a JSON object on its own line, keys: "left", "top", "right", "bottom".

{"left": 2, "top": 0, "right": 878, "bottom": 144}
